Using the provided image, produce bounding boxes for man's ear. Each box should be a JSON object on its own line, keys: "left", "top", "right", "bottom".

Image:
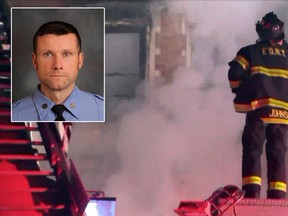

{"left": 78, "top": 52, "right": 84, "bottom": 70}
{"left": 32, "top": 52, "right": 38, "bottom": 70}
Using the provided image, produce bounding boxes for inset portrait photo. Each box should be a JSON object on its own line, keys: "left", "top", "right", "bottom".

{"left": 11, "top": 7, "right": 105, "bottom": 122}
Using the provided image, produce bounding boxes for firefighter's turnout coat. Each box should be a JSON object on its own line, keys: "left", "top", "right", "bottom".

{"left": 228, "top": 40, "right": 288, "bottom": 124}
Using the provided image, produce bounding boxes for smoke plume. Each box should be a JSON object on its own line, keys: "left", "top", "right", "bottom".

{"left": 69, "top": 1, "right": 288, "bottom": 215}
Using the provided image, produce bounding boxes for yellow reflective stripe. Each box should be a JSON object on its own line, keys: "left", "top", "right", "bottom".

{"left": 269, "top": 181, "right": 287, "bottom": 192}
{"left": 234, "top": 55, "right": 250, "bottom": 70}
{"left": 229, "top": 80, "right": 241, "bottom": 88}
{"left": 234, "top": 98, "right": 288, "bottom": 112}
{"left": 261, "top": 117, "right": 288, "bottom": 125}
{"left": 251, "top": 98, "right": 288, "bottom": 110}
{"left": 251, "top": 66, "right": 288, "bottom": 78}
{"left": 243, "top": 176, "right": 261, "bottom": 186}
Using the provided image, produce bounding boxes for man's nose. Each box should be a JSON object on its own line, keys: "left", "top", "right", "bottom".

{"left": 53, "top": 55, "right": 63, "bottom": 70}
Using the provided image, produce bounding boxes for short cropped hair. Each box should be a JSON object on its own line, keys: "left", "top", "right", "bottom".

{"left": 33, "top": 21, "right": 82, "bottom": 53}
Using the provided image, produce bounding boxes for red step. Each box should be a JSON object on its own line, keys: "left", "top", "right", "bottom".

{"left": 0, "top": 154, "right": 47, "bottom": 160}
{"left": 0, "top": 188, "right": 58, "bottom": 193}
{"left": 0, "top": 110, "right": 10, "bottom": 116}
{"left": 0, "top": 96, "right": 10, "bottom": 103}
{"left": 0, "top": 124, "right": 38, "bottom": 131}
{"left": 0, "top": 170, "right": 54, "bottom": 176}
{"left": 0, "top": 204, "right": 65, "bottom": 210}
{"left": 0, "top": 123, "right": 38, "bottom": 131}
{"left": 0, "top": 139, "right": 42, "bottom": 145}
{"left": 0, "top": 83, "right": 10, "bottom": 89}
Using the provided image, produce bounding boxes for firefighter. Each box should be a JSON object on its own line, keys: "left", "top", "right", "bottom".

{"left": 228, "top": 12, "right": 288, "bottom": 199}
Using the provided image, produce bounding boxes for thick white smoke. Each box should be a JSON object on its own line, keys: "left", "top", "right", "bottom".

{"left": 69, "top": 1, "right": 288, "bottom": 215}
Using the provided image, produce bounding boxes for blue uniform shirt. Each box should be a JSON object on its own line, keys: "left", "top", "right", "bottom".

{"left": 12, "top": 86, "right": 104, "bottom": 122}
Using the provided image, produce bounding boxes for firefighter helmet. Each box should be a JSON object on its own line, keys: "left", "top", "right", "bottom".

{"left": 256, "top": 12, "right": 285, "bottom": 41}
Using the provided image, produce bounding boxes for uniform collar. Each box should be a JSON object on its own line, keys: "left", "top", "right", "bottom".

{"left": 33, "top": 85, "right": 81, "bottom": 120}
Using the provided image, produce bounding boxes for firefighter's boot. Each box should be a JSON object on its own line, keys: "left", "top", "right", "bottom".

{"left": 242, "top": 185, "right": 260, "bottom": 198}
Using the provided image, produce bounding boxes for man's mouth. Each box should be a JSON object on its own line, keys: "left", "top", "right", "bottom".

{"left": 50, "top": 74, "right": 65, "bottom": 77}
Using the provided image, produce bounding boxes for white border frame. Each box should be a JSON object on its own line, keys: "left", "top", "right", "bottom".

{"left": 10, "top": 7, "right": 106, "bottom": 123}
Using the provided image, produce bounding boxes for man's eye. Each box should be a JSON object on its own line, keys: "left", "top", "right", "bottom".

{"left": 43, "top": 52, "right": 52, "bottom": 57}
{"left": 63, "top": 52, "right": 72, "bottom": 57}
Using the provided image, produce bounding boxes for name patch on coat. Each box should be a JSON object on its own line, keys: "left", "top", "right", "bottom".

{"left": 269, "top": 108, "right": 288, "bottom": 119}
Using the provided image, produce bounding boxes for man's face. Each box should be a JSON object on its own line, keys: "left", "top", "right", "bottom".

{"left": 32, "top": 33, "right": 84, "bottom": 93}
